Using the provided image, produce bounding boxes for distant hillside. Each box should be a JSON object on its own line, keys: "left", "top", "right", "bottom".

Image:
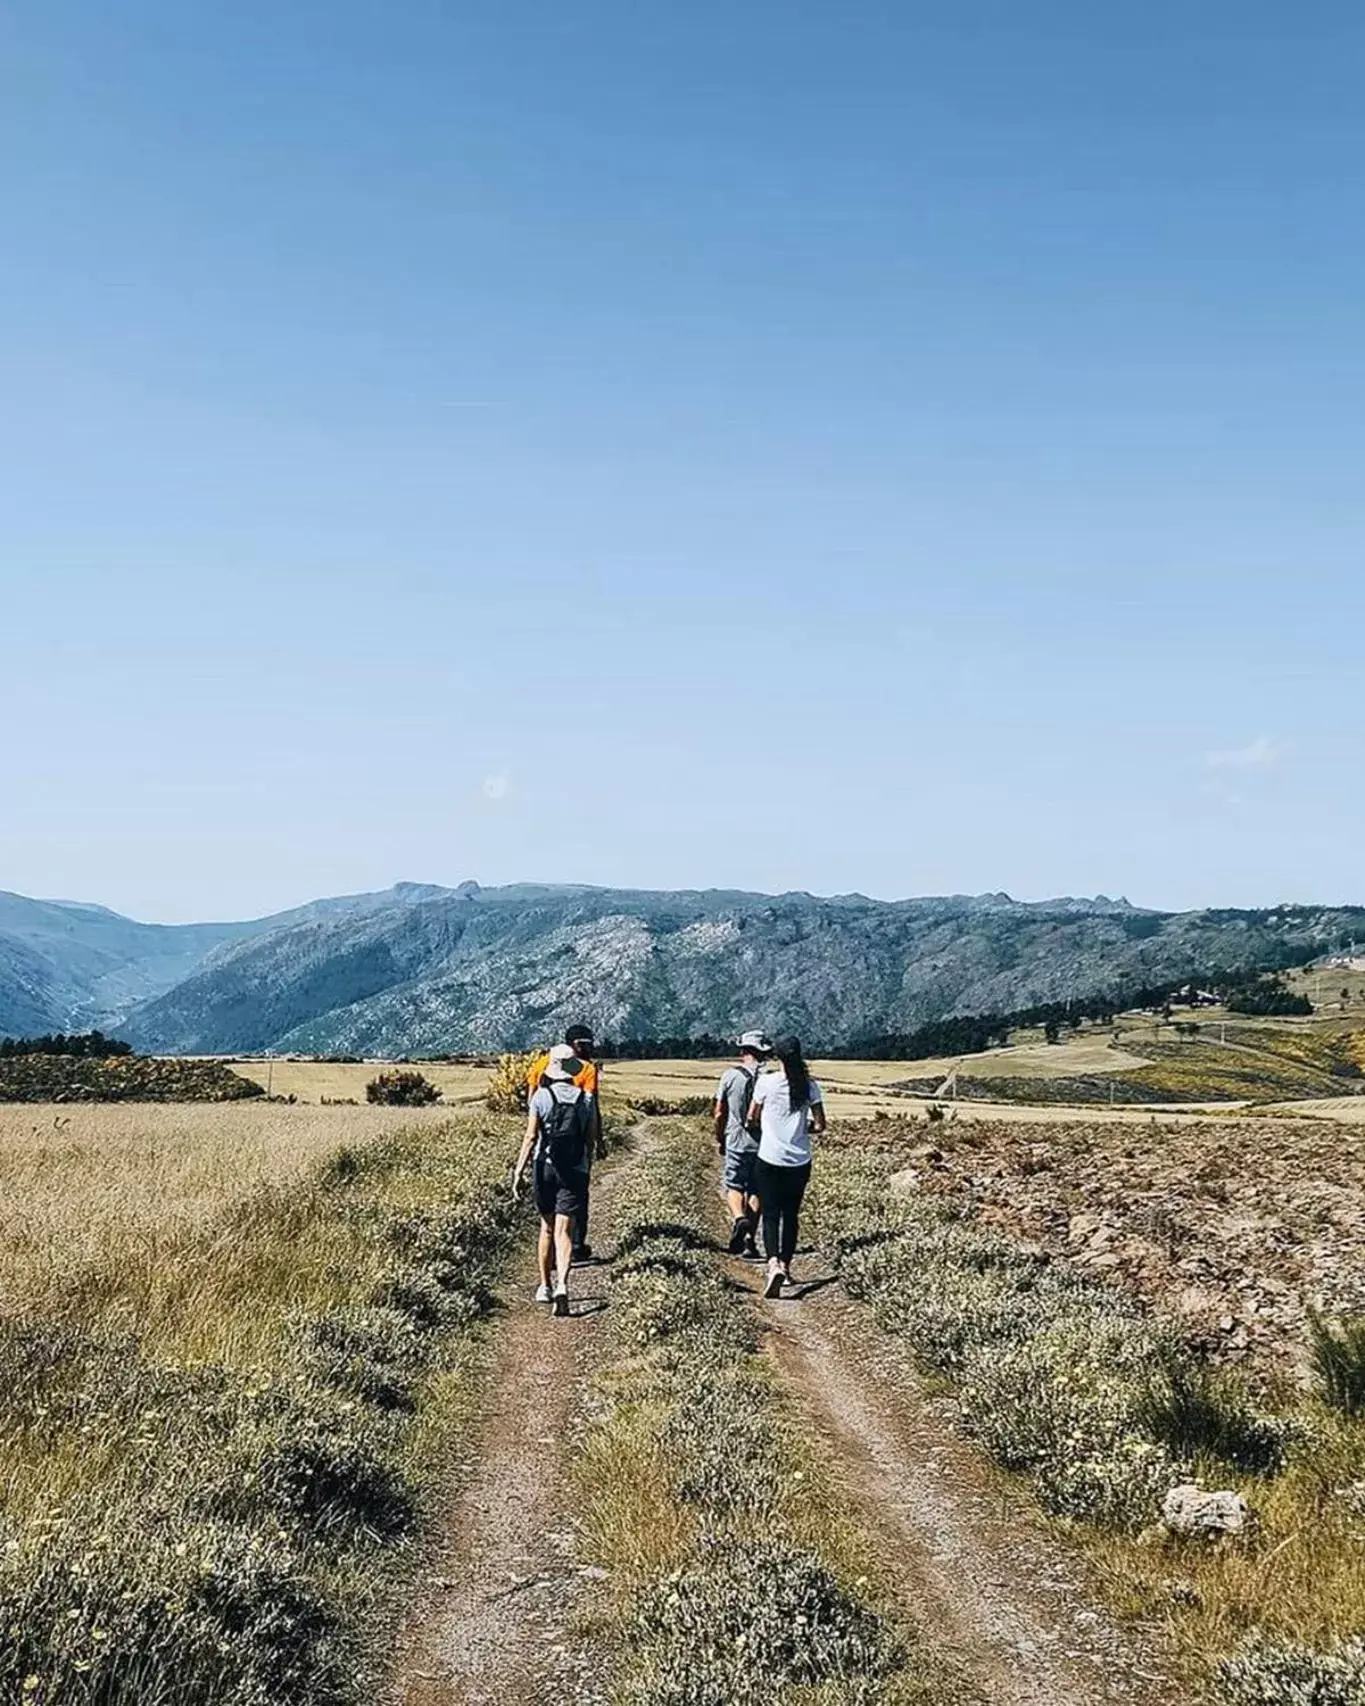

{"left": 0, "top": 882, "right": 457, "bottom": 1038}
{"left": 99, "top": 883, "right": 1365, "bottom": 1056}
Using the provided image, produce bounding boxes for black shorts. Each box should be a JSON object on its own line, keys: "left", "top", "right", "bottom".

{"left": 534, "top": 1160, "right": 586, "bottom": 1221}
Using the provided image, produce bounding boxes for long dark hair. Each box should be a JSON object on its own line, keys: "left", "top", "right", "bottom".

{"left": 773, "top": 1036, "right": 811, "bottom": 1110}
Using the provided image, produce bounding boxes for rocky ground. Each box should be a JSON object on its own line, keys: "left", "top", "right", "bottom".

{"left": 837, "top": 1114, "right": 1365, "bottom": 1387}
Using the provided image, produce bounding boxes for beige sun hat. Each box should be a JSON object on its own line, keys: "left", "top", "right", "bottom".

{"left": 545, "top": 1042, "right": 577, "bottom": 1081}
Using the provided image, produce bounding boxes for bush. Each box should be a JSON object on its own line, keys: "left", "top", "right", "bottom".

{"left": 625, "top": 1537, "right": 896, "bottom": 1706}
{"left": 1219, "top": 1636, "right": 1365, "bottom": 1705}
{"left": 365, "top": 1069, "right": 441, "bottom": 1107}
{"left": 1136, "top": 1365, "right": 1286, "bottom": 1475}
{"left": 1308, "top": 1309, "right": 1365, "bottom": 1417}
{"left": 485, "top": 1051, "right": 537, "bottom": 1114}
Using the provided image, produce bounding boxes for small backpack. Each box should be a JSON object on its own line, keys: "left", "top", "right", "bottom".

{"left": 539, "top": 1083, "right": 590, "bottom": 1173}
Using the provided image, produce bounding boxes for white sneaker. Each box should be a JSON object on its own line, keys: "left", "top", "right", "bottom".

{"left": 534, "top": 1283, "right": 552, "bottom": 1304}
{"left": 763, "top": 1260, "right": 785, "bottom": 1300}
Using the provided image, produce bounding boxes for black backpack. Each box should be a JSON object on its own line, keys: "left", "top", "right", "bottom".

{"left": 540, "top": 1084, "right": 590, "bottom": 1173}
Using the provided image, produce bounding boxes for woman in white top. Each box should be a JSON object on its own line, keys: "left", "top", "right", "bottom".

{"left": 746, "top": 1036, "right": 826, "bottom": 1298}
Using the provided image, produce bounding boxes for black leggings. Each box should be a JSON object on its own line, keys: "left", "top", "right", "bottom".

{"left": 753, "top": 1159, "right": 811, "bottom": 1265}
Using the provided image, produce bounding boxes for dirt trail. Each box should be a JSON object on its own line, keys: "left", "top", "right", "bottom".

{"left": 390, "top": 1132, "right": 648, "bottom": 1706}
{"left": 754, "top": 1266, "right": 1179, "bottom": 1706}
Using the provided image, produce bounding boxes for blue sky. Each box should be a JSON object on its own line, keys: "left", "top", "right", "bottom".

{"left": 3, "top": 2, "right": 1363, "bottom": 922}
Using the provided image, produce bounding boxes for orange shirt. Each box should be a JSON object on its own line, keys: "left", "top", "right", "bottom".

{"left": 526, "top": 1053, "right": 600, "bottom": 1097}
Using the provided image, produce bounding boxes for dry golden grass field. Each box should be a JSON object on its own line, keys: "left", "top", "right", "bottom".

{"left": 0, "top": 1099, "right": 451, "bottom": 1325}
{"left": 0, "top": 1092, "right": 530, "bottom": 1705}
{"left": 225, "top": 1057, "right": 489, "bottom": 1104}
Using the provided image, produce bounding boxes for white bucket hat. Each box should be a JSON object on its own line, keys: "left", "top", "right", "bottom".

{"left": 545, "top": 1042, "right": 577, "bottom": 1081}
{"left": 739, "top": 1030, "right": 772, "bottom": 1054}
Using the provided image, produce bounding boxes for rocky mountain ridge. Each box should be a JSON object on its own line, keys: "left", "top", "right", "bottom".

{"left": 2, "top": 882, "right": 1360, "bottom": 1055}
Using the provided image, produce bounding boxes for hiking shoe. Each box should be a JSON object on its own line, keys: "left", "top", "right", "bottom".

{"left": 763, "top": 1261, "right": 785, "bottom": 1300}
{"left": 534, "top": 1283, "right": 552, "bottom": 1304}
{"left": 572, "top": 1243, "right": 593, "bottom": 1265}
{"left": 727, "top": 1217, "right": 749, "bottom": 1255}
{"left": 553, "top": 1286, "right": 570, "bottom": 1318}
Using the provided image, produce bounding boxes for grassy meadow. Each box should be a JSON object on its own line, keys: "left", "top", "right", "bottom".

{"left": 0, "top": 1095, "right": 527, "bottom": 1705}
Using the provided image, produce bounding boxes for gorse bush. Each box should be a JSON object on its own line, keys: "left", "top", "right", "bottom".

{"left": 364, "top": 1069, "right": 441, "bottom": 1107}
{"left": 1308, "top": 1308, "right": 1365, "bottom": 1418}
{"left": 484, "top": 1051, "right": 538, "bottom": 1114}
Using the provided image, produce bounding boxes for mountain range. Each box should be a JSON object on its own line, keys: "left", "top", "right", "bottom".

{"left": 1, "top": 882, "right": 1361, "bottom": 1056}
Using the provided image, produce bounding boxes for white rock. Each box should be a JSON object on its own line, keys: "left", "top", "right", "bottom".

{"left": 1161, "top": 1484, "right": 1251, "bottom": 1537}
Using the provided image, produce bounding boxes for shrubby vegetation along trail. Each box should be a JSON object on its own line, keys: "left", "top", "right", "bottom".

{"left": 395, "top": 1114, "right": 1176, "bottom": 1705}
{"left": 391, "top": 1125, "right": 655, "bottom": 1705}
{"left": 758, "top": 1274, "right": 1174, "bottom": 1705}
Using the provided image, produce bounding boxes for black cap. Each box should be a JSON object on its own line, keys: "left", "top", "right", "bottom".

{"left": 565, "top": 1024, "right": 595, "bottom": 1045}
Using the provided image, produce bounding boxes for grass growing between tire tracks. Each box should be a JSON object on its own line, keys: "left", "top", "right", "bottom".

{"left": 0, "top": 1111, "right": 530, "bottom": 1706}
{"left": 576, "top": 1118, "right": 972, "bottom": 1706}
{"left": 811, "top": 1141, "right": 1365, "bottom": 1704}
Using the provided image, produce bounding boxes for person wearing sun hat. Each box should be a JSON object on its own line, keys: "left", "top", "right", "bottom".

{"left": 526, "top": 1023, "right": 605, "bottom": 1260}
{"left": 513, "top": 1043, "right": 593, "bottom": 1317}
{"left": 713, "top": 1030, "right": 772, "bottom": 1257}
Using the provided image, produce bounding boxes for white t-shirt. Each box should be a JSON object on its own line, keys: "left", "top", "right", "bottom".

{"left": 752, "top": 1070, "right": 823, "bottom": 1168}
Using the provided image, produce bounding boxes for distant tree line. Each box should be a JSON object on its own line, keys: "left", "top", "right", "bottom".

{"left": 1222, "top": 972, "right": 1312, "bottom": 1017}
{"left": 0, "top": 1030, "right": 134, "bottom": 1059}
{"left": 595, "top": 1035, "right": 734, "bottom": 1060}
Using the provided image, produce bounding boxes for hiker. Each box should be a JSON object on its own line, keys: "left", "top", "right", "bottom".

{"left": 713, "top": 1030, "right": 771, "bottom": 1256}
{"left": 512, "top": 1044, "right": 593, "bottom": 1317}
{"left": 747, "top": 1035, "right": 826, "bottom": 1299}
{"left": 526, "top": 1024, "right": 605, "bottom": 1261}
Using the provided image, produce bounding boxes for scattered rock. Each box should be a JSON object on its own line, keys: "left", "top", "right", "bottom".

{"left": 1161, "top": 1485, "right": 1251, "bottom": 1538}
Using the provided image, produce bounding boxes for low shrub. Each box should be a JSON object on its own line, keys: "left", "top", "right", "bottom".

{"left": 484, "top": 1051, "right": 537, "bottom": 1114}
{"left": 364, "top": 1070, "right": 441, "bottom": 1107}
{"left": 1219, "top": 1636, "right": 1365, "bottom": 1705}
{"left": 1308, "top": 1309, "right": 1365, "bottom": 1418}
{"left": 625, "top": 1536, "right": 897, "bottom": 1706}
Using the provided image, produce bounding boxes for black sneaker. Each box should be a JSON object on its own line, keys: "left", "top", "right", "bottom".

{"left": 571, "top": 1243, "right": 593, "bottom": 1265}
{"left": 727, "top": 1217, "right": 748, "bottom": 1255}
{"left": 743, "top": 1237, "right": 760, "bottom": 1260}
{"left": 553, "top": 1287, "right": 570, "bottom": 1318}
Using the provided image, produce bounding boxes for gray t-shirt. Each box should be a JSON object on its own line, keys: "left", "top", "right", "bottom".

{"left": 531, "top": 1083, "right": 590, "bottom": 1170}
{"left": 716, "top": 1064, "right": 760, "bottom": 1151}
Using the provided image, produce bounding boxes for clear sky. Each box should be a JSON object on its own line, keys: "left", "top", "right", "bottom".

{"left": 4, "top": 2, "right": 1363, "bottom": 923}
